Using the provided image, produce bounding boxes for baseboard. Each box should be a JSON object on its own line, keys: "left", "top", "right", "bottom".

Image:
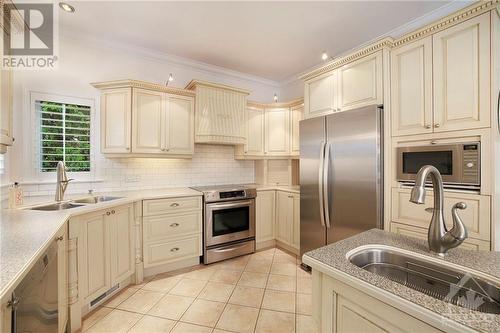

{"left": 275, "top": 240, "right": 300, "bottom": 256}
{"left": 143, "top": 257, "right": 201, "bottom": 278}
{"left": 256, "top": 239, "right": 276, "bottom": 250}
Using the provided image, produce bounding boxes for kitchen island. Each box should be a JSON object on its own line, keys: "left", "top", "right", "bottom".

{"left": 302, "top": 229, "right": 500, "bottom": 333}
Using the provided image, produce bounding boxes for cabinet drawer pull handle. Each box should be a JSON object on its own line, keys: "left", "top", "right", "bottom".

{"left": 170, "top": 247, "right": 180, "bottom": 252}
{"left": 434, "top": 123, "right": 440, "bottom": 128}
{"left": 425, "top": 125, "right": 432, "bottom": 129}
{"left": 106, "top": 211, "right": 111, "bottom": 216}
{"left": 425, "top": 208, "right": 434, "bottom": 213}
{"left": 170, "top": 223, "right": 179, "bottom": 227}
{"left": 170, "top": 203, "right": 179, "bottom": 207}
{"left": 430, "top": 141, "right": 438, "bottom": 145}
{"left": 111, "top": 210, "right": 115, "bottom": 214}
{"left": 56, "top": 236, "right": 64, "bottom": 241}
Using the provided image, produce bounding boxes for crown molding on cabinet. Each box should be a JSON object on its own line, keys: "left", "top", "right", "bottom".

{"left": 247, "top": 98, "right": 304, "bottom": 109}
{"left": 299, "top": 0, "right": 498, "bottom": 82}
{"left": 90, "top": 79, "right": 195, "bottom": 97}
{"left": 185, "top": 79, "right": 251, "bottom": 95}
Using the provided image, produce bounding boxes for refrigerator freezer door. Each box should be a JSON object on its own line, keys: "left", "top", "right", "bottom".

{"left": 325, "top": 105, "right": 383, "bottom": 244}
{"left": 300, "top": 116, "right": 327, "bottom": 257}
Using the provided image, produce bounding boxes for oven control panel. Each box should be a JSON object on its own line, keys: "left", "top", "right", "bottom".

{"left": 220, "top": 190, "right": 245, "bottom": 199}
{"left": 202, "top": 188, "right": 257, "bottom": 203}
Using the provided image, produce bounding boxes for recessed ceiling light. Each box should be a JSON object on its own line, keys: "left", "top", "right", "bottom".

{"left": 59, "top": 2, "right": 75, "bottom": 13}
{"left": 321, "top": 51, "right": 329, "bottom": 61}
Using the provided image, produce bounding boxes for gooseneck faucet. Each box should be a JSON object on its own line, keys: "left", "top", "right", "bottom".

{"left": 55, "top": 161, "right": 74, "bottom": 202}
{"left": 409, "top": 165, "right": 468, "bottom": 256}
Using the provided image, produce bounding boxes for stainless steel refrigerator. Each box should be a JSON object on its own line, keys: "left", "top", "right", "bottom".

{"left": 299, "top": 105, "right": 383, "bottom": 259}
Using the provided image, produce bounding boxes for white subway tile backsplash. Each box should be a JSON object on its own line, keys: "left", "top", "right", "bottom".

{"left": 20, "top": 145, "right": 255, "bottom": 196}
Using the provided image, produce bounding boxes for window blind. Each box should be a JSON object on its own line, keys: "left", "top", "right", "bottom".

{"left": 37, "top": 100, "right": 91, "bottom": 172}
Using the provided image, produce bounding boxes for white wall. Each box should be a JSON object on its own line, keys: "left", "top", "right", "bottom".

{"left": 6, "top": 35, "right": 302, "bottom": 193}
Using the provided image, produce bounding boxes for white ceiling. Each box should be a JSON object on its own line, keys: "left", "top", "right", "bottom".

{"left": 60, "top": 1, "right": 465, "bottom": 82}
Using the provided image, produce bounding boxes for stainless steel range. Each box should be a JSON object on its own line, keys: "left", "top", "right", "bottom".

{"left": 191, "top": 185, "right": 256, "bottom": 264}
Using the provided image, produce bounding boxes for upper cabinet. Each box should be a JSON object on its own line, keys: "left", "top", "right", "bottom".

{"left": 432, "top": 13, "right": 490, "bottom": 132}
{"left": 235, "top": 99, "right": 303, "bottom": 159}
{"left": 0, "top": 69, "right": 14, "bottom": 153}
{"left": 337, "top": 51, "right": 383, "bottom": 111}
{"left": 304, "top": 51, "right": 383, "bottom": 119}
{"left": 186, "top": 80, "right": 249, "bottom": 145}
{"left": 92, "top": 80, "right": 195, "bottom": 158}
{"left": 265, "top": 107, "right": 290, "bottom": 156}
{"left": 391, "top": 37, "right": 433, "bottom": 136}
{"left": 391, "top": 12, "right": 491, "bottom": 137}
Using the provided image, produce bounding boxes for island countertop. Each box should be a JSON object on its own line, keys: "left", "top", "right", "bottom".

{"left": 302, "top": 229, "right": 500, "bottom": 333}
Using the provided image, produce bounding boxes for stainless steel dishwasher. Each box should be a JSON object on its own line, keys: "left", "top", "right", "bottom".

{"left": 10, "top": 239, "right": 59, "bottom": 333}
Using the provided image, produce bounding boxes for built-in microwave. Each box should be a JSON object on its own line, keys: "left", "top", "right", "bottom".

{"left": 397, "top": 142, "right": 480, "bottom": 188}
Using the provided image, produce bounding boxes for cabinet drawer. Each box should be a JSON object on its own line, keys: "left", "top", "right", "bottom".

{"left": 390, "top": 222, "right": 490, "bottom": 251}
{"left": 143, "top": 211, "right": 202, "bottom": 242}
{"left": 143, "top": 235, "right": 201, "bottom": 268}
{"left": 143, "top": 196, "right": 202, "bottom": 216}
{"left": 391, "top": 188, "right": 490, "bottom": 241}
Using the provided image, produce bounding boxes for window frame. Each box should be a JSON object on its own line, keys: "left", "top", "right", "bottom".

{"left": 30, "top": 92, "right": 96, "bottom": 181}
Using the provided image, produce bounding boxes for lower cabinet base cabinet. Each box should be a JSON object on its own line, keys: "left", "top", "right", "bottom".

{"left": 68, "top": 204, "right": 135, "bottom": 332}
{"left": 313, "top": 270, "right": 465, "bottom": 333}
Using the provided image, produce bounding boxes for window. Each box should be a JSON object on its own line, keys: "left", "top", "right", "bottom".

{"left": 37, "top": 99, "right": 91, "bottom": 172}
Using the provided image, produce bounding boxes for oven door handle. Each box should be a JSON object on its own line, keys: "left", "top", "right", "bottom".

{"left": 206, "top": 200, "right": 254, "bottom": 210}
{"left": 210, "top": 242, "right": 251, "bottom": 253}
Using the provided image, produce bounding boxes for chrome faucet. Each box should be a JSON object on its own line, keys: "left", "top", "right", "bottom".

{"left": 55, "top": 161, "right": 74, "bottom": 202}
{"left": 409, "top": 165, "right": 468, "bottom": 256}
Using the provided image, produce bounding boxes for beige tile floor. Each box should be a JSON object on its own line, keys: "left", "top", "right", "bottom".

{"left": 81, "top": 248, "right": 318, "bottom": 333}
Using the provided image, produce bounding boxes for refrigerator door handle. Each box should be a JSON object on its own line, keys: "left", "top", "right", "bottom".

{"left": 318, "top": 141, "right": 326, "bottom": 227}
{"left": 323, "top": 141, "right": 331, "bottom": 228}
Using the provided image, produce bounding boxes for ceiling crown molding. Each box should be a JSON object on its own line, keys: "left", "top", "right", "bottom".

{"left": 247, "top": 97, "right": 304, "bottom": 109}
{"left": 185, "top": 79, "right": 251, "bottom": 95}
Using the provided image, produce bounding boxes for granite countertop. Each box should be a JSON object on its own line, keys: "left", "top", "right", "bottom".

{"left": 254, "top": 184, "right": 300, "bottom": 193}
{"left": 0, "top": 187, "right": 201, "bottom": 299}
{"left": 303, "top": 229, "right": 500, "bottom": 332}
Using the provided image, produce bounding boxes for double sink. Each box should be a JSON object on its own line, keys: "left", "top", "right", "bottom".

{"left": 349, "top": 246, "right": 500, "bottom": 314}
{"left": 29, "top": 196, "right": 123, "bottom": 211}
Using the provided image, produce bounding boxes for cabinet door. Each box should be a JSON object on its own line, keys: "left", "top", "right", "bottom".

{"left": 276, "top": 191, "right": 292, "bottom": 245}
{"left": 433, "top": 13, "right": 490, "bottom": 132}
{"left": 337, "top": 51, "right": 383, "bottom": 111}
{"left": 290, "top": 105, "right": 303, "bottom": 155}
{"left": 305, "top": 72, "right": 336, "bottom": 119}
{"left": 265, "top": 108, "right": 290, "bottom": 155}
{"left": 57, "top": 230, "right": 68, "bottom": 333}
{"left": 132, "top": 88, "right": 165, "bottom": 153}
{"left": 166, "top": 95, "right": 194, "bottom": 155}
{"left": 391, "top": 37, "right": 433, "bottom": 136}
{"left": 101, "top": 88, "right": 132, "bottom": 153}
{"left": 291, "top": 193, "right": 300, "bottom": 250}
{"left": 256, "top": 190, "right": 275, "bottom": 243}
{"left": 245, "top": 106, "right": 265, "bottom": 155}
{"left": 109, "top": 205, "right": 135, "bottom": 286}
{"left": 0, "top": 69, "right": 13, "bottom": 148}
{"left": 83, "top": 212, "right": 109, "bottom": 300}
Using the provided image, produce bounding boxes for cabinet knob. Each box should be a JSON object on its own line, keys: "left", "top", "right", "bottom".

{"left": 106, "top": 211, "right": 111, "bottom": 216}
{"left": 425, "top": 125, "right": 432, "bottom": 129}
{"left": 170, "top": 203, "right": 179, "bottom": 207}
{"left": 434, "top": 124, "right": 440, "bottom": 128}
{"left": 288, "top": 195, "right": 293, "bottom": 198}
{"left": 430, "top": 141, "right": 438, "bottom": 145}
{"left": 126, "top": 147, "right": 130, "bottom": 150}
{"left": 56, "top": 236, "right": 64, "bottom": 241}
{"left": 170, "top": 223, "right": 179, "bottom": 227}
{"left": 170, "top": 247, "right": 180, "bottom": 252}
{"left": 111, "top": 210, "right": 115, "bottom": 214}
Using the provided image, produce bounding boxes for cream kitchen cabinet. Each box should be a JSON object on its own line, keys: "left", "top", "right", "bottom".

{"left": 391, "top": 13, "right": 491, "bottom": 137}
{"left": 69, "top": 204, "right": 135, "bottom": 303}
{"left": 391, "top": 187, "right": 491, "bottom": 243}
{"left": 290, "top": 104, "right": 303, "bottom": 156}
{"left": 433, "top": 12, "right": 490, "bottom": 133}
{"left": 391, "top": 37, "right": 433, "bottom": 136}
{"left": 142, "top": 196, "right": 202, "bottom": 270}
{"left": 0, "top": 69, "right": 14, "bottom": 153}
{"left": 304, "top": 71, "right": 337, "bottom": 119}
{"left": 337, "top": 51, "right": 383, "bottom": 111}
{"left": 244, "top": 106, "right": 265, "bottom": 156}
{"left": 265, "top": 107, "right": 290, "bottom": 156}
{"left": 275, "top": 190, "right": 300, "bottom": 252}
{"left": 100, "top": 88, "right": 132, "bottom": 153}
{"left": 93, "top": 80, "right": 195, "bottom": 157}
{"left": 57, "top": 227, "right": 69, "bottom": 333}
{"left": 256, "top": 190, "right": 276, "bottom": 245}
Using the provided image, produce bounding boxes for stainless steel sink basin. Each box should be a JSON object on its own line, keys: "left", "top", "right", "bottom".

{"left": 72, "top": 196, "right": 123, "bottom": 204}
{"left": 348, "top": 247, "right": 500, "bottom": 314}
{"left": 29, "top": 202, "right": 84, "bottom": 211}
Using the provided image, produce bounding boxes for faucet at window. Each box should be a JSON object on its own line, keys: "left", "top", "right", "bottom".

{"left": 409, "top": 165, "right": 468, "bottom": 256}
{"left": 55, "top": 161, "right": 74, "bottom": 202}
